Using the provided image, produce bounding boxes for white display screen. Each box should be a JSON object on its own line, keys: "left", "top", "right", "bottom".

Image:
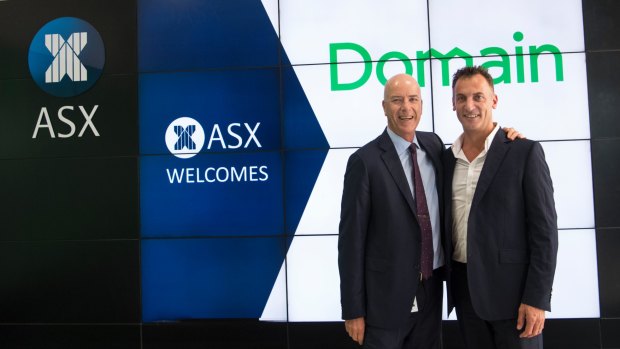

{"left": 262, "top": 0, "right": 597, "bottom": 321}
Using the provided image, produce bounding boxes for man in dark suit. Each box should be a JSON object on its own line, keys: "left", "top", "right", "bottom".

{"left": 338, "top": 74, "right": 446, "bottom": 349}
{"left": 444, "top": 66, "right": 558, "bottom": 349}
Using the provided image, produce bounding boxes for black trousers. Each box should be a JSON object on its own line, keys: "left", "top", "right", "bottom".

{"left": 451, "top": 262, "right": 543, "bottom": 349}
{"left": 363, "top": 268, "right": 444, "bottom": 349}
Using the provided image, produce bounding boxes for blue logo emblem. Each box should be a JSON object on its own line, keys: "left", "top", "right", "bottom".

{"left": 28, "top": 17, "right": 105, "bottom": 97}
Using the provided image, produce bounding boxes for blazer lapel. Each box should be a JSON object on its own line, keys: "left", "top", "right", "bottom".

{"left": 378, "top": 131, "right": 417, "bottom": 215}
{"left": 471, "top": 130, "right": 510, "bottom": 208}
{"left": 443, "top": 148, "right": 457, "bottom": 256}
{"left": 444, "top": 150, "right": 456, "bottom": 186}
{"left": 444, "top": 148, "right": 456, "bottom": 207}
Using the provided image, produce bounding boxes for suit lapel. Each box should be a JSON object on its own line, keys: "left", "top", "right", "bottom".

{"left": 444, "top": 148, "right": 456, "bottom": 254}
{"left": 471, "top": 130, "right": 510, "bottom": 208}
{"left": 378, "top": 131, "right": 417, "bottom": 215}
{"left": 444, "top": 150, "right": 456, "bottom": 186}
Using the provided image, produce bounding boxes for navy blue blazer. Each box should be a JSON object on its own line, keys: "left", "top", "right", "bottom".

{"left": 338, "top": 129, "right": 444, "bottom": 329}
{"left": 443, "top": 130, "right": 558, "bottom": 321}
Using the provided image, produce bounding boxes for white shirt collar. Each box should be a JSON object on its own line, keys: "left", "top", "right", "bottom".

{"left": 451, "top": 122, "right": 500, "bottom": 158}
{"left": 386, "top": 127, "right": 420, "bottom": 156}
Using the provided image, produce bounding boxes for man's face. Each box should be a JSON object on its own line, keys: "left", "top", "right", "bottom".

{"left": 382, "top": 75, "right": 423, "bottom": 142}
{"left": 452, "top": 74, "right": 497, "bottom": 135}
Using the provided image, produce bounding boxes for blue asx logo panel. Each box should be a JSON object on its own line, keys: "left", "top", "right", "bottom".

{"left": 28, "top": 17, "right": 105, "bottom": 97}
{"left": 139, "top": 0, "right": 328, "bottom": 321}
{"left": 140, "top": 70, "right": 281, "bottom": 155}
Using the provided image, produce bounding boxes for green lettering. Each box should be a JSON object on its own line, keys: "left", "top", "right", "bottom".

{"left": 376, "top": 51, "right": 414, "bottom": 85}
{"left": 513, "top": 32, "right": 525, "bottom": 83}
{"left": 415, "top": 50, "right": 430, "bottom": 87}
{"left": 480, "top": 47, "right": 511, "bottom": 84}
{"left": 417, "top": 48, "right": 473, "bottom": 86}
{"left": 329, "top": 43, "right": 372, "bottom": 91}
{"left": 329, "top": 32, "right": 565, "bottom": 90}
{"left": 529, "top": 44, "right": 564, "bottom": 82}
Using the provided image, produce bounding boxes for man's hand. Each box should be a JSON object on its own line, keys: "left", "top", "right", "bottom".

{"left": 517, "top": 303, "right": 545, "bottom": 338}
{"left": 345, "top": 317, "right": 366, "bottom": 345}
{"left": 502, "top": 127, "right": 526, "bottom": 141}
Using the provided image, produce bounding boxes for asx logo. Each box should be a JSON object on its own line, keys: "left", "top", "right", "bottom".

{"left": 164, "top": 117, "right": 268, "bottom": 184}
{"left": 28, "top": 17, "right": 105, "bottom": 97}
{"left": 44, "top": 32, "right": 88, "bottom": 83}
{"left": 165, "top": 117, "right": 206, "bottom": 159}
{"left": 165, "top": 117, "right": 262, "bottom": 159}
{"left": 29, "top": 17, "right": 105, "bottom": 140}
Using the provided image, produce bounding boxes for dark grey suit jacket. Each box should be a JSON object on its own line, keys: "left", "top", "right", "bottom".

{"left": 443, "top": 130, "right": 558, "bottom": 321}
{"left": 338, "top": 129, "right": 444, "bottom": 329}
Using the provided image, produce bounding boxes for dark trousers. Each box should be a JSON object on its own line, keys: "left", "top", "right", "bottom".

{"left": 451, "top": 262, "right": 543, "bottom": 349}
{"left": 363, "top": 268, "right": 444, "bottom": 349}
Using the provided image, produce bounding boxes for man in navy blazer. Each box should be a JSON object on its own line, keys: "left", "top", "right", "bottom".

{"left": 444, "top": 66, "right": 558, "bottom": 349}
{"left": 338, "top": 74, "right": 446, "bottom": 348}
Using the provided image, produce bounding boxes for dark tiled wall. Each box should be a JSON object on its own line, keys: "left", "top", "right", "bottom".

{"left": 0, "top": 0, "right": 140, "bottom": 347}
{"left": 584, "top": 0, "right": 620, "bottom": 347}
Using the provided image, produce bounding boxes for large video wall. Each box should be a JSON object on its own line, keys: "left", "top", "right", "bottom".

{"left": 137, "top": 0, "right": 599, "bottom": 324}
{"left": 0, "top": 0, "right": 618, "bottom": 348}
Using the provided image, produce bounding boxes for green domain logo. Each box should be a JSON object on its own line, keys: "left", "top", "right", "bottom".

{"left": 330, "top": 31, "right": 565, "bottom": 91}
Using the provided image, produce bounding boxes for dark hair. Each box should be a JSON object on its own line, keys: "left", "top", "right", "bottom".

{"left": 451, "top": 65, "right": 494, "bottom": 90}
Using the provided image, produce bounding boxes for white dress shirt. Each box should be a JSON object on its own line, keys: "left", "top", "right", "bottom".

{"left": 450, "top": 123, "right": 500, "bottom": 263}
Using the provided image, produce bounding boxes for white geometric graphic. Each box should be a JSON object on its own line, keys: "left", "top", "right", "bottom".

{"left": 45, "top": 32, "right": 88, "bottom": 83}
{"left": 165, "top": 117, "right": 206, "bottom": 159}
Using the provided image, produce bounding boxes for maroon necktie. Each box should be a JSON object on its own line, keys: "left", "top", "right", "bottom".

{"left": 410, "top": 144, "right": 433, "bottom": 280}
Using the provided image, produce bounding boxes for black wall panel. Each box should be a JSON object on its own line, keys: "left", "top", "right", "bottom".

{"left": 0, "top": 157, "right": 138, "bottom": 241}
{"left": 596, "top": 228, "right": 620, "bottom": 318}
{"left": 583, "top": 0, "right": 620, "bottom": 51}
{"left": 586, "top": 51, "right": 620, "bottom": 140}
{"left": 143, "top": 321, "right": 287, "bottom": 349}
{"left": 583, "top": 0, "right": 620, "bottom": 344}
{"left": 0, "top": 240, "right": 140, "bottom": 323}
{"left": 591, "top": 136, "right": 620, "bottom": 305}
{"left": 543, "top": 319, "right": 602, "bottom": 349}
{"left": 288, "top": 322, "right": 353, "bottom": 349}
{"left": 601, "top": 319, "right": 620, "bottom": 349}
{"left": 591, "top": 138, "right": 620, "bottom": 230}
{"left": 0, "top": 325, "right": 140, "bottom": 349}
